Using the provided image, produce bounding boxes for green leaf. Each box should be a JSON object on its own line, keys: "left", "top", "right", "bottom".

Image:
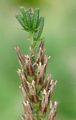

{"left": 16, "top": 14, "right": 29, "bottom": 31}
{"left": 28, "top": 8, "right": 34, "bottom": 30}
{"left": 20, "top": 7, "right": 26, "bottom": 16}
{"left": 20, "top": 7, "right": 27, "bottom": 24}
{"left": 32, "top": 8, "right": 39, "bottom": 30}
{"left": 16, "top": 15, "right": 25, "bottom": 29}
{"left": 20, "top": 7, "right": 30, "bottom": 30}
{"left": 30, "top": 13, "right": 34, "bottom": 30}
{"left": 18, "top": 7, "right": 33, "bottom": 31}
{"left": 16, "top": 14, "right": 24, "bottom": 27}
{"left": 33, "top": 17, "right": 44, "bottom": 41}
{"left": 25, "top": 9, "right": 32, "bottom": 30}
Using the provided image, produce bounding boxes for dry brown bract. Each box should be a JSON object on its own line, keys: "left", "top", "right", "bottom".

{"left": 16, "top": 40, "right": 57, "bottom": 120}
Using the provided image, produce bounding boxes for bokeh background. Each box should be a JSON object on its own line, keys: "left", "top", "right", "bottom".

{"left": 0, "top": 0, "right": 76, "bottom": 120}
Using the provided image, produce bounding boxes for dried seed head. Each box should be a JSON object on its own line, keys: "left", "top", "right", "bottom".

{"left": 48, "top": 101, "right": 58, "bottom": 120}
{"left": 16, "top": 7, "right": 58, "bottom": 120}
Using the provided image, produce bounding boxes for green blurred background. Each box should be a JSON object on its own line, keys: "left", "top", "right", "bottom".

{"left": 0, "top": 0, "right": 76, "bottom": 120}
